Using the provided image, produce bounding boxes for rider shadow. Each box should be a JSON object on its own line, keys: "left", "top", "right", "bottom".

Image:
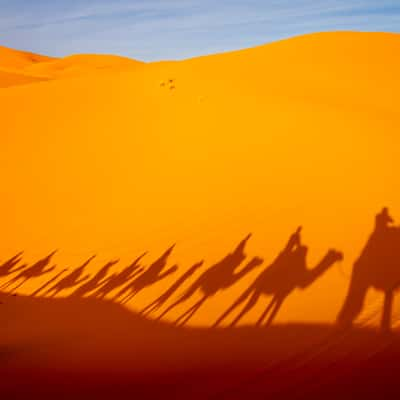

{"left": 44, "top": 255, "right": 95, "bottom": 298}
{"left": 116, "top": 246, "right": 178, "bottom": 304}
{"left": 0, "top": 251, "right": 58, "bottom": 293}
{"left": 337, "top": 207, "right": 400, "bottom": 332}
{"left": 157, "top": 234, "right": 263, "bottom": 326}
{"left": 70, "top": 259, "right": 119, "bottom": 297}
{"left": 0, "top": 252, "right": 25, "bottom": 280}
{"left": 214, "top": 227, "right": 343, "bottom": 328}
{"left": 92, "top": 253, "right": 147, "bottom": 300}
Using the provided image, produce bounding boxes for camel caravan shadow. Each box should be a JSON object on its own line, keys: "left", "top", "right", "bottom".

{"left": 0, "top": 208, "right": 399, "bottom": 332}
{"left": 2, "top": 210, "right": 400, "bottom": 399}
{"left": 156, "top": 234, "right": 264, "bottom": 325}
{"left": 214, "top": 227, "right": 343, "bottom": 327}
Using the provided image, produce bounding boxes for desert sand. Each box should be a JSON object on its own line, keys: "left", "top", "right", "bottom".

{"left": 1, "top": 32, "right": 400, "bottom": 326}
{"left": 1, "top": 30, "right": 400, "bottom": 398}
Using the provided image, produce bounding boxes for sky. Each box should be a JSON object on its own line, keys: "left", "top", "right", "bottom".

{"left": 0, "top": 0, "right": 399, "bottom": 61}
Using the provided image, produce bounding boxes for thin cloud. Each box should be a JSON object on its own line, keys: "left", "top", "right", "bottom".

{"left": 0, "top": 0, "right": 399, "bottom": 61}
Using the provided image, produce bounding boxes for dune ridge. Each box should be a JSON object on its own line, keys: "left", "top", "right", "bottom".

{"left": 0, "top": 45, "right": 55, "bottom": 69}
{"left": 0, "top": 45, "right": 143, "bottom": 86}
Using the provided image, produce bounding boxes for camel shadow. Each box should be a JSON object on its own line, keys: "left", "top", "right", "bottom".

{"left": 337, "top": 207, "right": 400, "bottom": 331}
{"left": 116, "top": 246, "right": 178, "bottom": 304}
{"left": 92, "top": 253, "right": 147, "bottom": 300}
{"left": 0, "top": 252, "right": 25, "bottom": 279}
{"left": 141, "top": 260, "right": 204, "bottom": 316}
{"left": 71, "top": 259, "right": 119, "bottom": 297}
{"left": 157, "top": 234, "right": 263, "bottom": 326}
{"left": 44, "top": 255, "right": 95, "bottom": 298}
{"left": 214, "top": 227, "right": 343, "bottom": 328}
{"left": 0, "top": 251, "right": 58, "bottom": 293}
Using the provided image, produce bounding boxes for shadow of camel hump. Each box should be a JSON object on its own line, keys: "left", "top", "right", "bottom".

{"left": 116, "top": 245, "right": 177, "bottom": 304}
{"left": 0, "top": 252, "right": 25, "bottom": 278}
{"left": 44, "top": 255, "right": 95, "bottom": 297}
{"left": 214, "top": 227, "right": 343, "bottom": 328}
{"left": 337, "top": 207, "right": 400, "bottom": 331}
{"left": 92, "top": 252, "right": 147, "bottom": 300}
{"left": 0, "top": 250, "right": 58, "bottom": 293}
{"left": 71, "top": 259, "right": 119, "bottom": 297}
{"left": 158, "top": 234, "right": 263, "bottom": 326}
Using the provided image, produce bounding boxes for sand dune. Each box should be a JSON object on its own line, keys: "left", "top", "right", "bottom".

{"left": 0, "top": 45, "right": 55, "bottom": 70}
{"left": 0, "top": 45, "right": 55, "bottom": 87}
{"left": 1, "top": 31, "right": 400, "bottom": 329}
{"left": 24, "top": 53, "right": 144, "bottom": 79}
{"left": 0, "top": 69, "right": 49, "bottom": 88}
{"left": 0, "top": 45, "right": 142, "bottom": 86}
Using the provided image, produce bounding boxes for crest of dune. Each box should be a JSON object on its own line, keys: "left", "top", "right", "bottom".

{"left": 0, "top": 45, "right": 56, "bottom": 87}
{"left": 0, "top": 45, "right": 143, "bottom": 86}
{"left": 0, "top": 45, "right": 55, "bottom": 69}
{"left": 1, "top": 31, "right": 400, "bottom": 328}
{"left": 23, "top": 53, "right": 144, "bottom": 78}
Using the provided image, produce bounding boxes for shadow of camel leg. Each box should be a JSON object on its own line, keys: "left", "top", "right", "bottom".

{"left": 120, "top": 290, "right": 139, "bottom": 305}
{"left": 172, "top": 303, "right": 197, "bottom": 325}
{"left": 10, "top": 277, "right": 29, "bottom": 293}
{"left": 141, "top": 300, "right": 160, "bottom": 315}
{"left": 213, "top": 288, "right": 253, "bottom": 328}
{"left": 256, "top": 296, "right": 278, "bottom": 327}
{"left": 157, "top": 300, "right": 183, "bottom": 320}
{"left": 114, "top": 285, "right": 133, "bottom": 302}
{"left": 265, "top": 297, "right": 284, "bottom": 327}
{"left": 382, "top": 290, "right": 393, "bottom": 332}
{"left": 176, "top": 296, "right": 208, "bottom": 326}
{"left": 230, "top": 292, "right": 260, "bottom": 327}
{"left": 157, "top": 285, "right": 199, "bottom": 320}
{"left": 0, "top": 277, "right": 18, "bottom": 290}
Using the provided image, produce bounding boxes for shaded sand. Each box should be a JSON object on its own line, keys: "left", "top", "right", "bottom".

{"left": 1, "top": 291, "right": 400, "bottom": 399}
{"left": 0, "top": 69, "right": 49, "bottom": 88}
{"left": 1, "top": 31, "right": 400, "bottom": 329}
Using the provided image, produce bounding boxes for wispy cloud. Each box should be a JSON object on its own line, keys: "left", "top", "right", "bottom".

{"left": 0, "top": 0, "right": 399, "bottom": 60}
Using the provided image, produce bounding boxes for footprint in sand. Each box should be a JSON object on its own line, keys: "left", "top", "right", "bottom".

{"left": 160, "top": 78, "right": 176, "bottom": 91}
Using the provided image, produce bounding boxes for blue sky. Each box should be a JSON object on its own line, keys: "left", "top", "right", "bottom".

{"left": 0, "top": 0, "right": 399, "bottom": 61}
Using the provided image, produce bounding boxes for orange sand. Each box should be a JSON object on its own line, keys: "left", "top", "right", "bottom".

{"left": 1, "top": 32, "right": 399, "bottom": 327}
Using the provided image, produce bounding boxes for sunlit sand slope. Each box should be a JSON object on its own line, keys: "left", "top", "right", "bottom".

{"left": 0, "top": 45, "right": 54, "bottom": 69}
{"left": 1, "top": 32, "right": 400, "bottom": 327}
{"left": 24, "top": 54, "right": 144, "bottom": 78}
{"left": 0, "top": 45, "right": 55, "bottom": 87}
{"left": 0, "top": 69, "right": 49, "bottom": 88}
{"left": 0, "top": 45, "right": 143, "bottom": 85}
